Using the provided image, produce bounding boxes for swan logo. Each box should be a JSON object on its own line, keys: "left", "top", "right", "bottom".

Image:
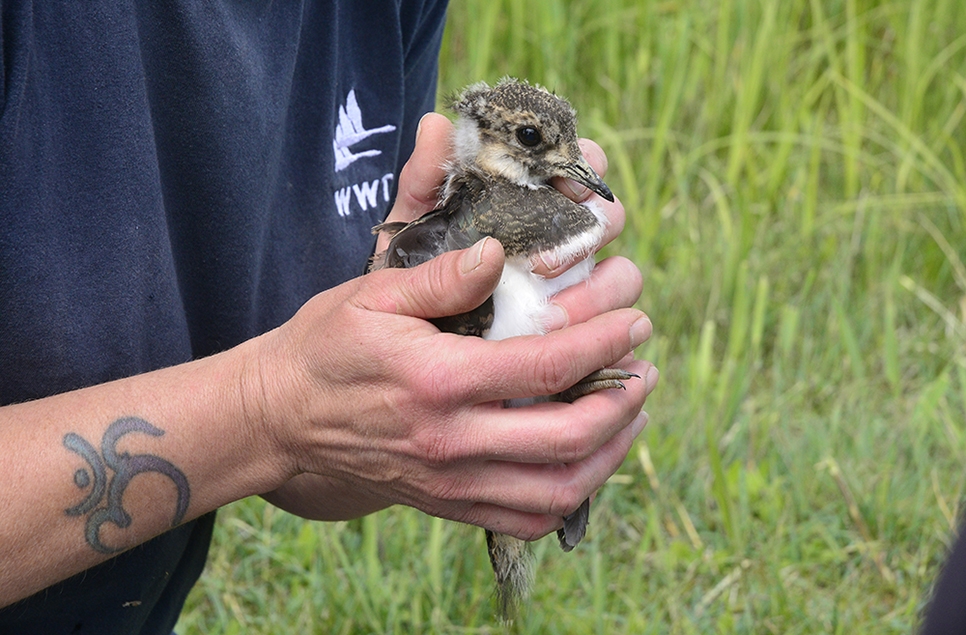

{"left": 332, "top": 89, "right": 397, "bottom": 218}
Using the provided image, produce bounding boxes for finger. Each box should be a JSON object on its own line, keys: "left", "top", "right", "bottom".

{"left": 432, "top": 409, "right": 650, "bottom": 541}
{"left": 468, "top": 360, "right": 656, "bottom": 464}
{"left": 394, "top": 112, "right": 453, "bottom": 216}
{"left": 358, "top": 237, "right": 504, "bottom": 320}
{"left": 581, "top": 138, "right": 609, "bottom": 177}
{"left": 596, "top": 192, "right": 625, "bottom": 248}
{"left": 376, "top": 113, "right": 453, "bottom": 252}
{"left": 455, "top": 410, "right": 650, "bottom": 519}
{"left": 541, "top": 256, "right": 644, "bottom": 331}
{"left": 427, "top": 357, "right": 653, "bottom": 469}
{"left": 452, "top": 502, "right": 563, "bottom": 542}
{"left": 450, "top": 308, "right": 653, "bottom": 405}
{"left": 552, "top": 138, "right": 610, "bottom": 201}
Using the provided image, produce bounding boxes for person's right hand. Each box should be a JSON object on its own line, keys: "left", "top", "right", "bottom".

{"left": 248, "top": 235, "right": 656, "bottom": 541}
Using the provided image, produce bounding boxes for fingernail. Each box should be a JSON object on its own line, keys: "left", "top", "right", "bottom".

{"left": 630, "top": 315, "right": 652, "bottom": 348}
{"left": 644, "top": 366, "right": 660, "bottom": 394}
{"left": 461, "top": 237, "right": 489, "bottom": 274}
{"left": 632, "top": 411, "right": 649, "bottom": 435}
{"left": 415, "top": 112, "right": 430, "bottom": 143}
{"left": 542, "top": 303, "right": 568, "bottom": 331}
{"left": 563, "top": 178, "right": 589, "bottom": 200}
{"left": 531, "top": 249, "right": 560, "bottom": 274}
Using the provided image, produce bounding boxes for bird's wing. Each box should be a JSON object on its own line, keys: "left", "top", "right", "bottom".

{"left": 370, "top": 173, "right": 494, "bottom": 337}
{"left": 371, "top": 173, "right": 486, "bottom": 271}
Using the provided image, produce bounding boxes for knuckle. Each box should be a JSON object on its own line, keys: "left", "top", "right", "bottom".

{"left": 409, "top": 407, "right": 474, "bottom": 469}
{"left": 425, "top": 474, "right": 466, "bottom": 503}
{"left": 429, "top": 258, "right": 453, "bottom": 304}
{"left": 354, "top": 269, "right": 402, "bottom": 313}
{"left": 552, "top": 419, "right": 594, "bottom": 464}
{"left": 415, "top": 425, "right": 458, "bottom": 467}
{"left": 547, "top": 476, "right": 584, "bottom": 517}
{"left": 409, "top": 354, "right": 453, "bottom": 403}
{"left": 526, "top": 346, "right": 576, "bottom": 395}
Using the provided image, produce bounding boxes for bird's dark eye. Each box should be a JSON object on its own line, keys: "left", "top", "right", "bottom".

{"left": 516, "top": 126, "right": 542, "bottom": 147}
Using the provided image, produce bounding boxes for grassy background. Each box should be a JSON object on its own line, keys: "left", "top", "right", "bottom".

{"left": 177, "top": 0, "right": 966, "bottom": 632}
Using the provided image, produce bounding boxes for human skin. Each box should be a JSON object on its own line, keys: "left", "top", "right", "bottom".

{"left": 264, "top": 113, "right": 655, "bottom": 520}
{"left": 0, "top": 112, "right": 657, "bottom": 608}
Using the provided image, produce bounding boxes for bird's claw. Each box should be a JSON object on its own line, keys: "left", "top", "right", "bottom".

{"left": 553, "top": 368, "right": 639, "bottom": 404}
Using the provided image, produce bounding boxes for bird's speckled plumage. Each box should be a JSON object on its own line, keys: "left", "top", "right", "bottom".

{"left": 370, "top": 78, "right": 633, "bottom": 621}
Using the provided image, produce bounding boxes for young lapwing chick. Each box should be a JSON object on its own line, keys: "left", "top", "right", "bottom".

{"left": 370, "top": 78, "right": 637, "bottom": 619}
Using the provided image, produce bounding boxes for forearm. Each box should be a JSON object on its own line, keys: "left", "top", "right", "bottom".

{"left": 0, "top": 336, "right": 292, "bottom": 607}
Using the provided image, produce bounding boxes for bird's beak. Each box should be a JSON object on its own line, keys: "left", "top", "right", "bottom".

{"left": 563, "top": 159, "right": 615, "bottom": 202}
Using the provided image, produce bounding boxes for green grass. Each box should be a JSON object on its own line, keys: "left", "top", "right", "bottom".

{"left": 177, "top": 1, "right": 966, "bottom": 632}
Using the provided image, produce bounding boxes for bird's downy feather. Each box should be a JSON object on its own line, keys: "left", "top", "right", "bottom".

{"left": 369, "top": 78, "right": 624, "bottom": 622}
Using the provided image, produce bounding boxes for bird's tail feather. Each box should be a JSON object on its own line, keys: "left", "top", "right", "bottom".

{"left": 557, "top": 497, "right": 591, "bottom": 552}
{"left": 485, "top": 530, "right": 534, "bottom": 622}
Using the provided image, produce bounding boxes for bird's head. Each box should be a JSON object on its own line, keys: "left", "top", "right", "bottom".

{"left": 451, "top": 79, "right": 614, "bottom": 202}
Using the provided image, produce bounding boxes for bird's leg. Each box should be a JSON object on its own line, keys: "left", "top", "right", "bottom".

{"left": 550, "top": 368, "right": 639, "bottom": 551}
{"left": 552, "top": 368, "right": 639, "bottom": 404}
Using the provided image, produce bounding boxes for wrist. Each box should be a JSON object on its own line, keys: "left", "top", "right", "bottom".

{"left": 231, "top": 330, "right": 303, "bottom": 490}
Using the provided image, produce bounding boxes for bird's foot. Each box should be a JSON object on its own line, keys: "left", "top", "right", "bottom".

{"left": 553, "top": 368, "right": 639, "bottom": 404}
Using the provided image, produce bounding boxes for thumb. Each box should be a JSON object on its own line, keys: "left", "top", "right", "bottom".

{"left": 360, "top": 238, "right": 505, "bottom": 320}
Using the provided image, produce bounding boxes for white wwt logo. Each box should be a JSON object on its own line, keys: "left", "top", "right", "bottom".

{"left": 333, "top": 173, "right": 395, "bottom": 218}
{"left": 332, "top": 89, "right": 397, "bottom": 218}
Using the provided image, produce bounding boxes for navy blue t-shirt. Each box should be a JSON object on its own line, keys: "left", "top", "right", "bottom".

{"left": 0, "top": 1, "right": 447, "bottom": 632}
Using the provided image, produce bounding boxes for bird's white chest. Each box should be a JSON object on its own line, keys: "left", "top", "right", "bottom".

{"left": 483, "top": 200, "right": 606, "bottom": 342}
{"left": 484, "top": 255, "right": 595, "bottom": 341}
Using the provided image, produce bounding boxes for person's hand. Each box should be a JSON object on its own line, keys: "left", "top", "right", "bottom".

{"left": 257, "top": 110, "right": 658, "bottom": 540}
{"left": 252, "top": 236, "right": 654, "bottom": 539}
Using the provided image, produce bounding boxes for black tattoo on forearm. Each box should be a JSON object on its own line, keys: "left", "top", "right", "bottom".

{"left": 63, "top": 417, "right": 190, "bottom": 554}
